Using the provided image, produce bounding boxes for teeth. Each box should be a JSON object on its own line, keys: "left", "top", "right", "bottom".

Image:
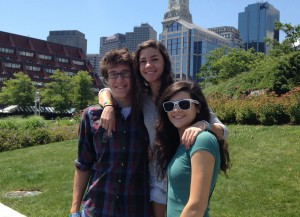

{"left": 173, "top": 115, "right": 184, "bottom": 119}
{"left": 145, "top": 71, "right": 155, "bottom": 74}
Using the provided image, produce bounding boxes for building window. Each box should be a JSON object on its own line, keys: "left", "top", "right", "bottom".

{"left": 168, "top": 22, "right": 182, "bottom": 32}
{"left": 64, "top": 71, "right": 75, "bottom": 76}
{"left": 72, "top": 60, "right": 84, "bottom": 66}
{"left": 57, "top": 57, "right": 69, "bottom": 63}
{"left": 38, "top": 54, "right": 52, "bottom": 60}
{"left": 0, "top": 77, "right": 7, "bottom": 81}
{"left": 19, "top": 51, "right": 34, "bottom": 57}
{"left": 26, "top": 65, "right": 41, "bottom": 71}
{"left": 4, "top": 62, "right": 21, "bottom": 68}
{"left": 0, "top": 47, "right": 14, "bottom": 53}
{"left": 45, "top": 68, "right": 55, "bottom": 74}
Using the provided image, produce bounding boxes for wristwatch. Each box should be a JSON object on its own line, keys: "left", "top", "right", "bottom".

{"left": 69, "top": 212, "right": 81, "bottom": 217}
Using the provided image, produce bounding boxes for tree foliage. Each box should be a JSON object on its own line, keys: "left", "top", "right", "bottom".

{"left": 201, "top": 21, "right": 300, "bottom": 97}
{"left": 199, "top": 47, "right": 265, "bottom": 85}
{"left": 275, "top": 22, "right": 300, "bottom": 51}
{"left": 40, "top": 70, "right": 72, "bottom": 111}
{"left": 0, "top": 72, "right": 35, "bottom": 107}
{"left": 70, "top": 71, "right": 94, "bottom": 111}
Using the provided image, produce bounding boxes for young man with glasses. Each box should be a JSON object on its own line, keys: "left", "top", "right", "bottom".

{"left": 69, "top": 48, "right": 151, "bottom": 217}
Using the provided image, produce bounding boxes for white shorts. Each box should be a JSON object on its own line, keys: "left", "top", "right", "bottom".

{"left": 149, "top": 160, "right": 167, "bottom": 205}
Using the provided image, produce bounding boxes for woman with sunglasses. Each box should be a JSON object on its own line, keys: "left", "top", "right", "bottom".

{"left": 98, "top": 40, "right": 228, "bottom": 217}
{"left": 155, "top": 81, "right": 230, "bottom": 217}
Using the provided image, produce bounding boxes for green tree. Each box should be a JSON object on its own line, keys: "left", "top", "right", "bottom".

{"left": 40, "top": 70, "right": 72, "bottom": 111}
{"left": 275, "top": 22, "right": 300, "bottom": 51}
{"left": 199, "top": 47, "right": 264, "bottom": 85}
{"left": 0, "top": 72, "right": 35, "bottom": 107}
{"left": 70, "top": 71, "right": 94, "bottom": 111}
{"left": 273, "top": 51, "right": 300, "bottom": 94}
{"left": 266, "top": 22, "right": 300, "bottom": 56}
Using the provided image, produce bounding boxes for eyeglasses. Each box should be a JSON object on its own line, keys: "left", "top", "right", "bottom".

{"left": 107, "top": 71, "right": 131, "bottom": 79}
{"left": 163, "top": 99, "right": 199, "bottom": 112}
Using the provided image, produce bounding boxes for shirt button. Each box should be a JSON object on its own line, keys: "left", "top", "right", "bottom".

{"left": 119, "top": 179, "right": 122, "bottom": 183}
{"left": 121, "top": 162, "right": 124, "bottom": 166}
{"left": 123, "top": 147, "right": 125, "bottom": 150}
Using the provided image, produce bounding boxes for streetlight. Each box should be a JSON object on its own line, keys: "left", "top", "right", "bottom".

{"left": 34, "top": 91, "right": 40, "bottom": 115}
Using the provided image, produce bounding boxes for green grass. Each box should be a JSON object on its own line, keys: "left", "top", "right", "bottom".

{"left": 0, "top": 125, "right": 299, "bottom": 217}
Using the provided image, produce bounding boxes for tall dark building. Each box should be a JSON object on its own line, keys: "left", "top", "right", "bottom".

{"left": 208, "top": 26, "right": 244, "bottom": 49}
{"left": 238, "top": 2, "right": 280, "bottom": 54}
{"left": 47, "top": 30, "right": 87, "bottom": 54}
{"left": 99, "top": 33, "right": 126, "bottom": 60}
{"left": 125, "top": 23, "right": 157, "bottom": 52}
{"left": 0, "top": 31, "right": 103, "bottom": 91}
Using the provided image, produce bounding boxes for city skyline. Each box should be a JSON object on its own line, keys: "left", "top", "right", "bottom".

{"left": 1, "top": 0, "right": 299, "bottom": 54}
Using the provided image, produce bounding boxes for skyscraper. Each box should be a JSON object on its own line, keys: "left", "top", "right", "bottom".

{"left": 47, "top": 30, "right": 87, "bottom": 54}
{"left": 99, "top": 23, "right": 157, "bottom": 58}
{"left": 125, "top": 23, "right": 157, "bottom": 52}
{"left": 87, "top": 54, "right": 101, "bottom": 77}
{"left": 160, "top": 0, "right": 231, "bottom": 82}
{"left": 208, "top": 26, "right": 244, "bottom": 49}
{"left": 99, "top": 33, "right": 126, "bottom": 59}
{"left": 238, "top": 2, "right": 280, "bottom": 54}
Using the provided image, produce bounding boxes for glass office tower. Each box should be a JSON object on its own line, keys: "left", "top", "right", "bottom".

{"left": 160, "top": 20, "right": 231, "bottom": 82}
{"left": 238, "top": 2, "right": 280, "bottom": 54}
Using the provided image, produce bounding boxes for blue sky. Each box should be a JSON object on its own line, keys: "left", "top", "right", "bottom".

{"left": 1, "top": 0, "right": 299, "bottom": 54}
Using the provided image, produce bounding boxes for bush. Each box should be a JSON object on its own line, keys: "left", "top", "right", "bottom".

{"left": 0, "top": 116, "right": 78, "bottom": 152}
{"left": 208, "top": 88, "right": 299, "bottom": 126}
{"left": 235, "top": 101, "right": 258, "bottom": 125}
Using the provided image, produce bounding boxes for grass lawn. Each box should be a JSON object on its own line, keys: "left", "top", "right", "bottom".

{"left": 0, "top": 125, "right": 299, "bottom": 217}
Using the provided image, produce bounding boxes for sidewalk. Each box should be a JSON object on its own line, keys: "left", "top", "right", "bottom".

{"left": 0, "top": 203, "right": 26, "bottom": 217}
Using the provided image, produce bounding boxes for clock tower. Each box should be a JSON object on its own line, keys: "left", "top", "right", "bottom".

{"left": 162, "top": 0, "right": 192, "bottom": 30}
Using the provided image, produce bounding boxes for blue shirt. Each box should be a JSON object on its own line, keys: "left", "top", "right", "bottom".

{"left": 75, "top": 104, "right": 151, "bottom": 217}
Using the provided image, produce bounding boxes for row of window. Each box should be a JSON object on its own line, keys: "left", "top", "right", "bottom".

{"left": 0, "top": 47, "right": 85, "bottom": 65}
{"left": 0, "top": 47, "right": 14, "bottom": 54}
{"left": 2, "top": 62, "right": 77, "bottom": 76}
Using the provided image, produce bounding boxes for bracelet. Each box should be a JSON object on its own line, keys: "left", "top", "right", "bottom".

{"left": 103, "top": 104, "right": 114, "bottom": 108}
{"left": 69, "top": 212, "right": 81, "bottom": 217}
{"left": 103, "top": 100, "right": 114, "bottom": 107}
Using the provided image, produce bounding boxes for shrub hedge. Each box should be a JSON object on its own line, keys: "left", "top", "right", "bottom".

{"left": 0, "top": 116, "right": 78, "bottom": 152}
{"left": 208, "top": 89, "right": 300, "bottom": 125}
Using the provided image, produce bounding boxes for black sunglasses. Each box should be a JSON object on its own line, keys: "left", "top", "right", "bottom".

{"left": 163, "top": 99, "right": 199, "bottom": 112}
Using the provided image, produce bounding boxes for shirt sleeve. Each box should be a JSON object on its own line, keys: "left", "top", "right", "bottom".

{"left": 75, "top": 107, "right": 96, "bottom": 171}
{"left": 189, "top": 132, "right": 219, "bottom": 159}
{"left": 209, "top": 108, "right": 229, "bottom": 140}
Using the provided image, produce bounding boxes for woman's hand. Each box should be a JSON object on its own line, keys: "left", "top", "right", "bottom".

{"left": 99, "top": 106, "right": 115, "bottom": 135}
{"left": 181, "top": 120, "right": 210, "bottom": 149}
